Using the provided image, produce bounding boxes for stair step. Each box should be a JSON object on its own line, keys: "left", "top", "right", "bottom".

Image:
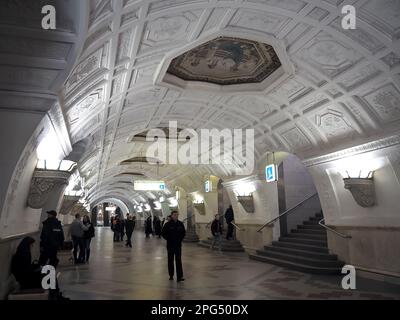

{"left": 292, "top": 229, "right": 326, "bottom": 235}
{"left": 249, "top": 255, "right": 342, "bottom": 275}
{"left": 298, "top": 225, "right": 324, "bottom": 230}
{"left": 286, "top": 233, "right": 327, "bottom": 241}
{"left": 198, "top": 241, "right": 244, "bottom": 252}
{"left": 265, "top": 245, "right": 337, "bottom": 260}
{"left": 272, "top": 241, "right": 329, "bottom": 253}
{"left": 255, "top": 250, "right": 343, "bottom": 268}
{"left": 303, "top": 220, "right": 320, "bottom": 225}
{"left": 279, "top": 237, "right": 328, "bottom": 247}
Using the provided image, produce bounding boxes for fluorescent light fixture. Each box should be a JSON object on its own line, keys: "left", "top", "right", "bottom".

{"left": 134, "top": 180, "right": 166, "bottom": 191}
{"left": 144, "top": 204, "right": 151, "bottom": 211}
{"left": 105, "top": 206, "right": 116, "bottom": 211}
{"left": 175, "top": 190, "right": 180, "bottom": 200}
{"left": 36, "top": 159, "right": 77, "bottom": 172}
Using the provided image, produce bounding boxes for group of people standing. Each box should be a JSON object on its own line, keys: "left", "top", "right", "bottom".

{"left": 145, "top": 215, "right": 163, "bottom": 238}
{"left": 111, "top": 214, "right": 136, "bottom": 247}
{"left": 70, "top": 213, "right": 95, "bottom": 264}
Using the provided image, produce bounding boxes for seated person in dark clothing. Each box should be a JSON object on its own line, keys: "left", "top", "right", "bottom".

{"left": 11, "top": 237, "right": 43, "bottom": 290}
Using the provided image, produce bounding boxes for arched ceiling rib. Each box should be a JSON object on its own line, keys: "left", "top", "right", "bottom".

{"left": 61, "top": 0, "right": 400, "bottom": 206}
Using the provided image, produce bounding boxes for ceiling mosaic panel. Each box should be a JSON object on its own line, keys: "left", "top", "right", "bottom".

{"left": 167, "top": 37, "right": 282, "bottom": 85}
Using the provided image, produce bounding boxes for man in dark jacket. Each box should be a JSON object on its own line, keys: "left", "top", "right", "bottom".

{"left": 145, "top": 216, "right": 153, "bottom": 238}
{"left": 161, "top": 210, "right": 186, "bottom": 282}
{"left": 125, "top": 214, "right": 136, "bottom": 248}
{"left": 211, "top": 214, "right": 223, "bottom": 251}
{"left": 224, "top": 205, "right": 234, "bottom": 240}
{"left": 39, "top": 210, "right": 64, "bottom": 268}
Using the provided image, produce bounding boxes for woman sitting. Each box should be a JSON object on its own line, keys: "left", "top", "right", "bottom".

{"left": 11, "top": 237, "right": 42, "bottom": 289}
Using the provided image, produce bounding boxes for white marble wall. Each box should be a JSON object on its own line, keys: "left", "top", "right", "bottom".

{"left": 306, "top": 141, "right": 400, "bottom": 276}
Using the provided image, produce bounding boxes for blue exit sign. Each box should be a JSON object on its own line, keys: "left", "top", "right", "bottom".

{"left": 266, "top": 164, "right": 278, "bottom": 182}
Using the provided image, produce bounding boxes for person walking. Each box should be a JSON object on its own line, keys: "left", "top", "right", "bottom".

{"left": 120, "top": 217, "right": 125, "bottom": 242}
{"left": 161, "top": 210, "right": 186, "bottom": 282}
{"left": 125, "top": 215, "right": 136, "bottom": 248}
{"left": 224, "top": 205, "right": 235, "bottom": 240}
{"left": 115, "top": 218, "right": 122, "bottom": 242}
{"left": 210, "top": 214, "right": 223, "bottom": 251}
{"left": 70, "top": 213, "right": 88, "bottom": 264}
{"left": 154, "top": 216, "right": 162, "bottom": 238}
{"left": 39, "top": 210, "right": 64, "bottom": 268}
{"left": 145, "top": 216, "right": 153, "bottom": 238}
{"left": 83, "top": 215, "right": 95, "bottom": 263}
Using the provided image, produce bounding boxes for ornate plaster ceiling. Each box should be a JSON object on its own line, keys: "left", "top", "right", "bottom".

{"left": 167, "top": 36, "right": 281, "bottom": 85}
{"left": 57, "top": 0, "right": 400, "bottom": 208}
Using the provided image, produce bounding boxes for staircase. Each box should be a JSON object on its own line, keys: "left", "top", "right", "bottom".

{"left": 198, "top": 237, "right": 244, "bottom": 252}
{"left": 250, "top": 212, "right": 344, "bottom": 274}
{"left": 183, "top": 228, "right": 200, "bottom": 243}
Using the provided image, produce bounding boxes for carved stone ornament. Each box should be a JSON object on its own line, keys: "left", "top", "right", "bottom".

{"left": 237, "top": 195, "right": 255, "bottom": 213}
{"left": 59, "top": 195, "right": 81, "bottom": 215}
{"left": 193, "top": 203, "right": 205, "bottom": 215}
{"left": 27, "top": 170, "right": 72, "bottom": 209}
{"left": 343, "top": 178, "right": 376, "bottom": 208}
{"left": 70, "top": 203, "right": 89, "bottom": 216}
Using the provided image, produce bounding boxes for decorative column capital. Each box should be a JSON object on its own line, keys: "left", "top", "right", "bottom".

{"left": 27, "top": 170, "right": 72, "bottom": 209}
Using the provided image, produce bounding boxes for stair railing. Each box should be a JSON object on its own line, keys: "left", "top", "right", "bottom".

{"left": 257, "top": 193, "right": 318, "bottom": 233}
{"left": 319, "top": 218, "right": 351, "bottom": 239}
{"left": 231, "top": 221, "right": 244, "bottom": 231}
{"left": 182, "top": 214, "right": 194, "bottom": 223}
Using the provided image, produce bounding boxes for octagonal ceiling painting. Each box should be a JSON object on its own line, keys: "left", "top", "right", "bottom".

{"left": 167, "top": 37, "right": 282, "bottom": 85}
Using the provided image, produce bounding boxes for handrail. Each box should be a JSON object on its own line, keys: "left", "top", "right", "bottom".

{"left": 231, "top": 221, "right": 244, "bottom": 231}
{"left": 257, "top": 193, "right": 318, "bottom": 232}
{"left": 183, "top": 214, "right": 194, "bottom": 222}
{"left": 319, "top": 218, "right": 352, "bottom": 239}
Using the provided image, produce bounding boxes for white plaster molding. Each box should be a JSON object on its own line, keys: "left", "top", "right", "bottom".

{"left": 303, "top": 134, "right": 400, "bottom": 167}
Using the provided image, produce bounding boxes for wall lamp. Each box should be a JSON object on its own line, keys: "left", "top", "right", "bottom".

{"left": 341, "top": 170, "right": 375, "bottom": 207}
{"left": 233, "top": 184, "right": 255, "bottom": 213}
{"left": 27, "top": 160, "right": 77, "bottom": 209}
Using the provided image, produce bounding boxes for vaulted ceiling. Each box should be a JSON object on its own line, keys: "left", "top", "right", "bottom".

{"left": 60, "top": 0, "right": 400, "bottom": 206}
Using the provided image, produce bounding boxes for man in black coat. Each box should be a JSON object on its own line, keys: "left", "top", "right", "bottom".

{"left": 161, "top": 210, "right": 186, "bottom": 282}
{"left": 39, "top": 210, "right": 64, "bottom": 268}
{"left": 224, "top": 205, "right": 234, "bottom": 240}
{"left": 125, "top": 214, "right": 136, "bottom": 248}
{"left": 211, "top": 214, "right": 223, "bottom": 251}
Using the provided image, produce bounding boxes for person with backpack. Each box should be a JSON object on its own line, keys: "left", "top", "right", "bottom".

{"left": 83, "top": 215, "right": 95, "bottom": 263}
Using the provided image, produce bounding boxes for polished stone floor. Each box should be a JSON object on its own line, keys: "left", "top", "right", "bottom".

{"left": 57, "top": 228, "right": 400, "bottom": 300}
